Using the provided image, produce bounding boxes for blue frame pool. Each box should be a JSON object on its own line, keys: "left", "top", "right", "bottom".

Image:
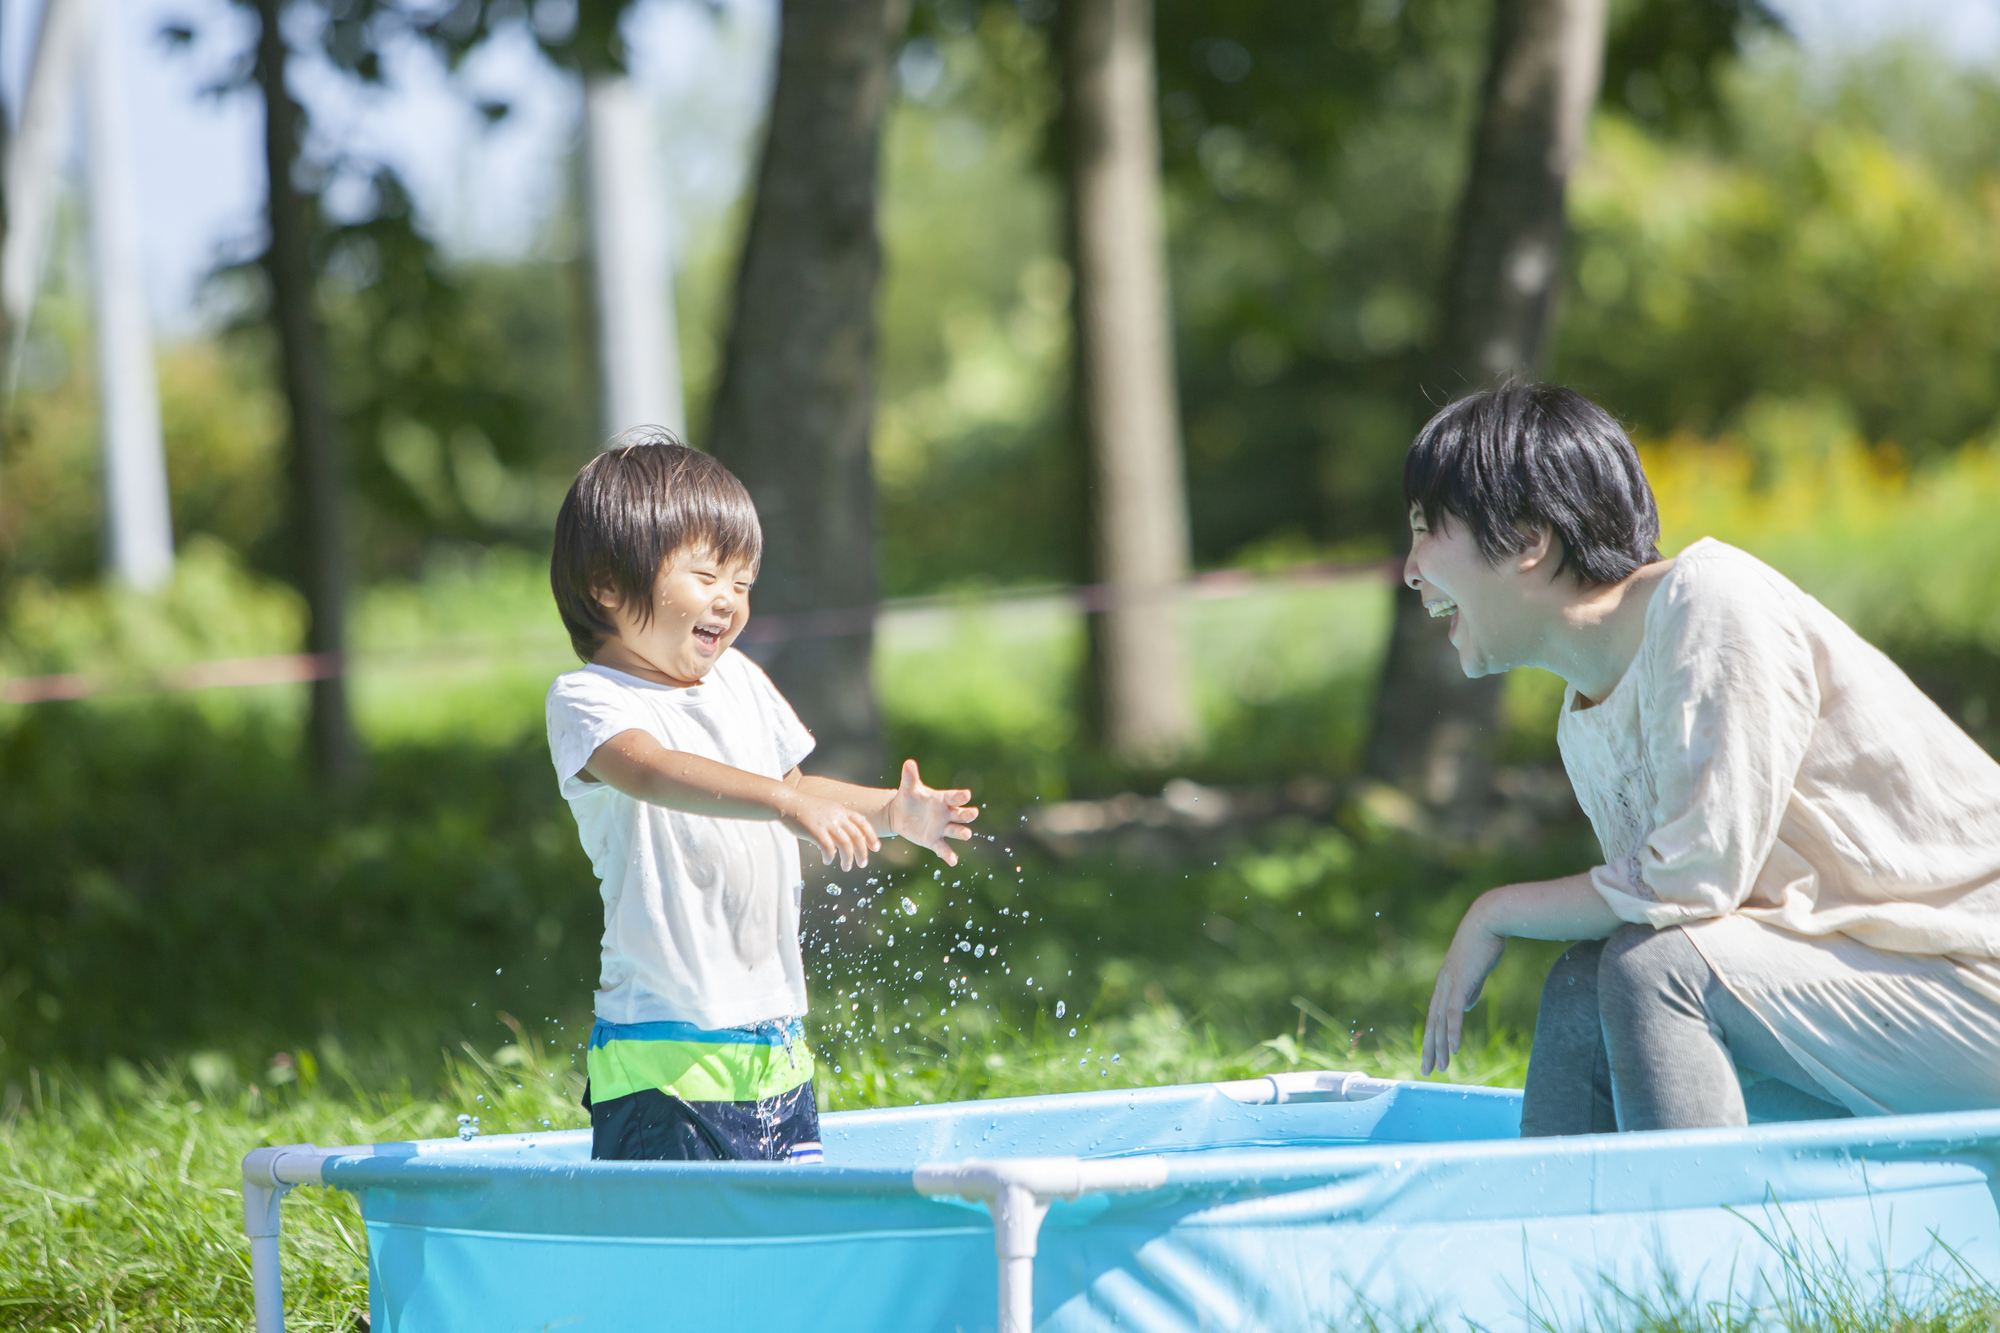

{"left": 241, "top": 1071, "right": 2000, "bottom": 1332}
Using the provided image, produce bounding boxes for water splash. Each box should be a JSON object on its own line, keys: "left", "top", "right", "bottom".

{"left": 900, "top": 897, "right": 918, "bottom": 915}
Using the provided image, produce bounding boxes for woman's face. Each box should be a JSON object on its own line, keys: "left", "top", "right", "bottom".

{"left": 1404, "top": 503, "right": 1538, "bottom": 678}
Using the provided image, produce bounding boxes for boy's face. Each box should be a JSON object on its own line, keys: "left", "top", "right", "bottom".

{"left": 592, "top": 545, "right": 757, "bottom": 688}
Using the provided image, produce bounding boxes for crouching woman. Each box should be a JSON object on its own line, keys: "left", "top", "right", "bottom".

{"left": 1409, "top": 385, "right": 2000, "bottom": 1132}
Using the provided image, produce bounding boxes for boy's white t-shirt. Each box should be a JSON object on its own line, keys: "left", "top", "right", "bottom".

{"left": 545, "top": 650, "right": 816, "bottom": 1030}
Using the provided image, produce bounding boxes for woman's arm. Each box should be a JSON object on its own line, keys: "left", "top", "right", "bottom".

{"left": 583, "top": 728, "right": 882, "bottom": 870}
{"left": 1422, "top": 873, "right": 1623, "bottom": 1076}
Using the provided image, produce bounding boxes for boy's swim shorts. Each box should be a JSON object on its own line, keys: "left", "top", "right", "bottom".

{"left": 583, "top": 1016, "right": 822, "bottom": 1163}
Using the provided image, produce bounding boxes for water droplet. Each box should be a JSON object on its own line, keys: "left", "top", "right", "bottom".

{"left": 828, "top": 886, "right": 842, "bottom": 896}
{"left": 1055, "top": 1000, "right": 1066, "bottom": 1019}
{"left": 901, "top": 897, "right": 918, "bottom": 915}
{"left": 1070, "top": 1028, "right": 1077, "bottom": 1037}
{"left": 974, "top": 944, "right": 985, "bottom": 958}
{"left": 1112, "top": 1054, "right": 1121, "bottom": 1062}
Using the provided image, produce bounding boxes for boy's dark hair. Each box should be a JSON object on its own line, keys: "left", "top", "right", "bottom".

{"left": 1405, "top": 384, "right": 1661, "bottom": 586}
{"left": 551, "top": 427, "right": 763, "bottom": 662}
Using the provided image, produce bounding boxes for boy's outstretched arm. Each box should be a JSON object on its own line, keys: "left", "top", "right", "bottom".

{"left": 790, "top": 759, "right": 979, "bottom": 866}
{"left": 583, "top": 729, "right": 882, "bottom": 870}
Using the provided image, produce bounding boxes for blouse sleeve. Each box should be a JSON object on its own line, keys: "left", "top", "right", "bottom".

{"left": 1589, "top": 567, "right": 1822, "bottom": 927}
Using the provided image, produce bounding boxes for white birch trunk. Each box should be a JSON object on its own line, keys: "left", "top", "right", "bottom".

{"left": 4, "top": 0, "right": 91, "bottom": 389}
{"left": 88, "top": 5, "right": 173, "bottom": 589}
{"left": 584, "top": 74, "right": 685, "bottom": 442}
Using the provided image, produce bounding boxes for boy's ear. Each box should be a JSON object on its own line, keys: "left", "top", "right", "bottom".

{"left": 591, "top": 580, "right": 623, "bottom": 613}
{"left": 1515, "top": 524, "right": 1557, "bottom": 573}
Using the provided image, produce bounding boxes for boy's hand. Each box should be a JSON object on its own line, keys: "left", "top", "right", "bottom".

{"left": 780, "top": 791, "right": 882, "bottom": 871}
{"left": 886, "top": 759, "right": 978, "bottom": 866}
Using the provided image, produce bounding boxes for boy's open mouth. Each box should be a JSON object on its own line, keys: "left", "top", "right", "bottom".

{"left": 692, "top": 623, "right": 726, "bottom": 650}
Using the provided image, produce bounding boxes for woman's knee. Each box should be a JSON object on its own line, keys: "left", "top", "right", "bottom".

{"left": 1598, "top": 923, "right": 1710, "bottom": 1027}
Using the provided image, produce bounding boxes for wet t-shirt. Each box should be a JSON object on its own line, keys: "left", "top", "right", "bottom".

{"left": 545, "top": 651, "right": 816, "bottom": 1030}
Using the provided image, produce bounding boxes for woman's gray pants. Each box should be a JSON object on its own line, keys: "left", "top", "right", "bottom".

{"left": 1520, "top": 923, "right": 1849, "bottom": 1135}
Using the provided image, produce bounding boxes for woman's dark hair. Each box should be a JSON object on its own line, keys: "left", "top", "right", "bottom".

{"left": 1404, "top": 385, "right": 1661, "bottom": 586}
{"left": 551, "top": 427, "right": 763, "bottom": 662}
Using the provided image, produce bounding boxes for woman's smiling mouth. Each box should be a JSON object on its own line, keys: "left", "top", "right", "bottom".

{"left": 1425, "top": 598, "right": 1458, "bottom": 620}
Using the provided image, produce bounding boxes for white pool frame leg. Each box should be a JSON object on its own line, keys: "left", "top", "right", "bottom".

{"left": 242, "top": 1144, "right": 343, "bottom": 1333}
{"left": 914, "top": 1157, "right": 1171, "bottom": 1333}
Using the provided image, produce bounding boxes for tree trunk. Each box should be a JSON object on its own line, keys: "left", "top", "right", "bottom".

{"left": 706, "top": 0, "right": 908, "bottom": 784}
{"left": 0, "top": 16, "right": 10, "bottom": 398}
{"left": 88, "top": 14, "right": 175, "bottom": 590}
{"left": 1364, "top": 0, "right": 1605, "bottom": 811}
{"left": 256, "top": 0, "right": 355, "bottom": 784}
{"left": 1059, "top": 0, "right": 1196, "bottom": 766}
{"left": 583, "top": 73, "right": 685, "bottom": 440}
{"left": 4, "top": 0, "right": 91, "bottom": 400}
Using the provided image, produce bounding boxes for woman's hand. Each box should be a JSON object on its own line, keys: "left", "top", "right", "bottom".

{"left": 778, "top": 790, "right": 882, "bottom": 871}
{"left": 1423, "top": 897, "right": 1506, "bottom": 1076}
{"left": 1419, "top": 874, "right": 1624, "bottom": 1076}
{"left": 885, "top": 759, "right": 979, "bottom": 865}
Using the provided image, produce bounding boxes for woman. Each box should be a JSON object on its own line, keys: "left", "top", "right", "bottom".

{"left": 1410, "top": 384, "right": 2000, "bottom": 1133}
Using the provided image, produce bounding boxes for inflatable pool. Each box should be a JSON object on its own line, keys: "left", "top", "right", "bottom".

{"left": 241, "top": 1071, "right": 2000, "bottom": 1332}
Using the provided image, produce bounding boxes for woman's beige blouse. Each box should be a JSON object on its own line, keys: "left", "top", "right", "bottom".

{"left": 1560, "top": 539, "right": 2000, "bottom": 957}
{"left": 1557, "top": 540, "right": 2000, "bottom": 1112}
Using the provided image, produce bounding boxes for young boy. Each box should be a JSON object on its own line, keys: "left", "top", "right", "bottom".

{"left": 545, "top": 429, "right": 978, "bottom": 1162}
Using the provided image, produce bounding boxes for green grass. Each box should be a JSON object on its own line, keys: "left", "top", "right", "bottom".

{"left": 0, "top": 1042, "right": 568, "bottom": 1331}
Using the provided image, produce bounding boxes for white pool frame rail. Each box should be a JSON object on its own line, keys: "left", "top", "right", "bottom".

{"left": 239, "top": 1070, "right": 1395, "bottom": 1333}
